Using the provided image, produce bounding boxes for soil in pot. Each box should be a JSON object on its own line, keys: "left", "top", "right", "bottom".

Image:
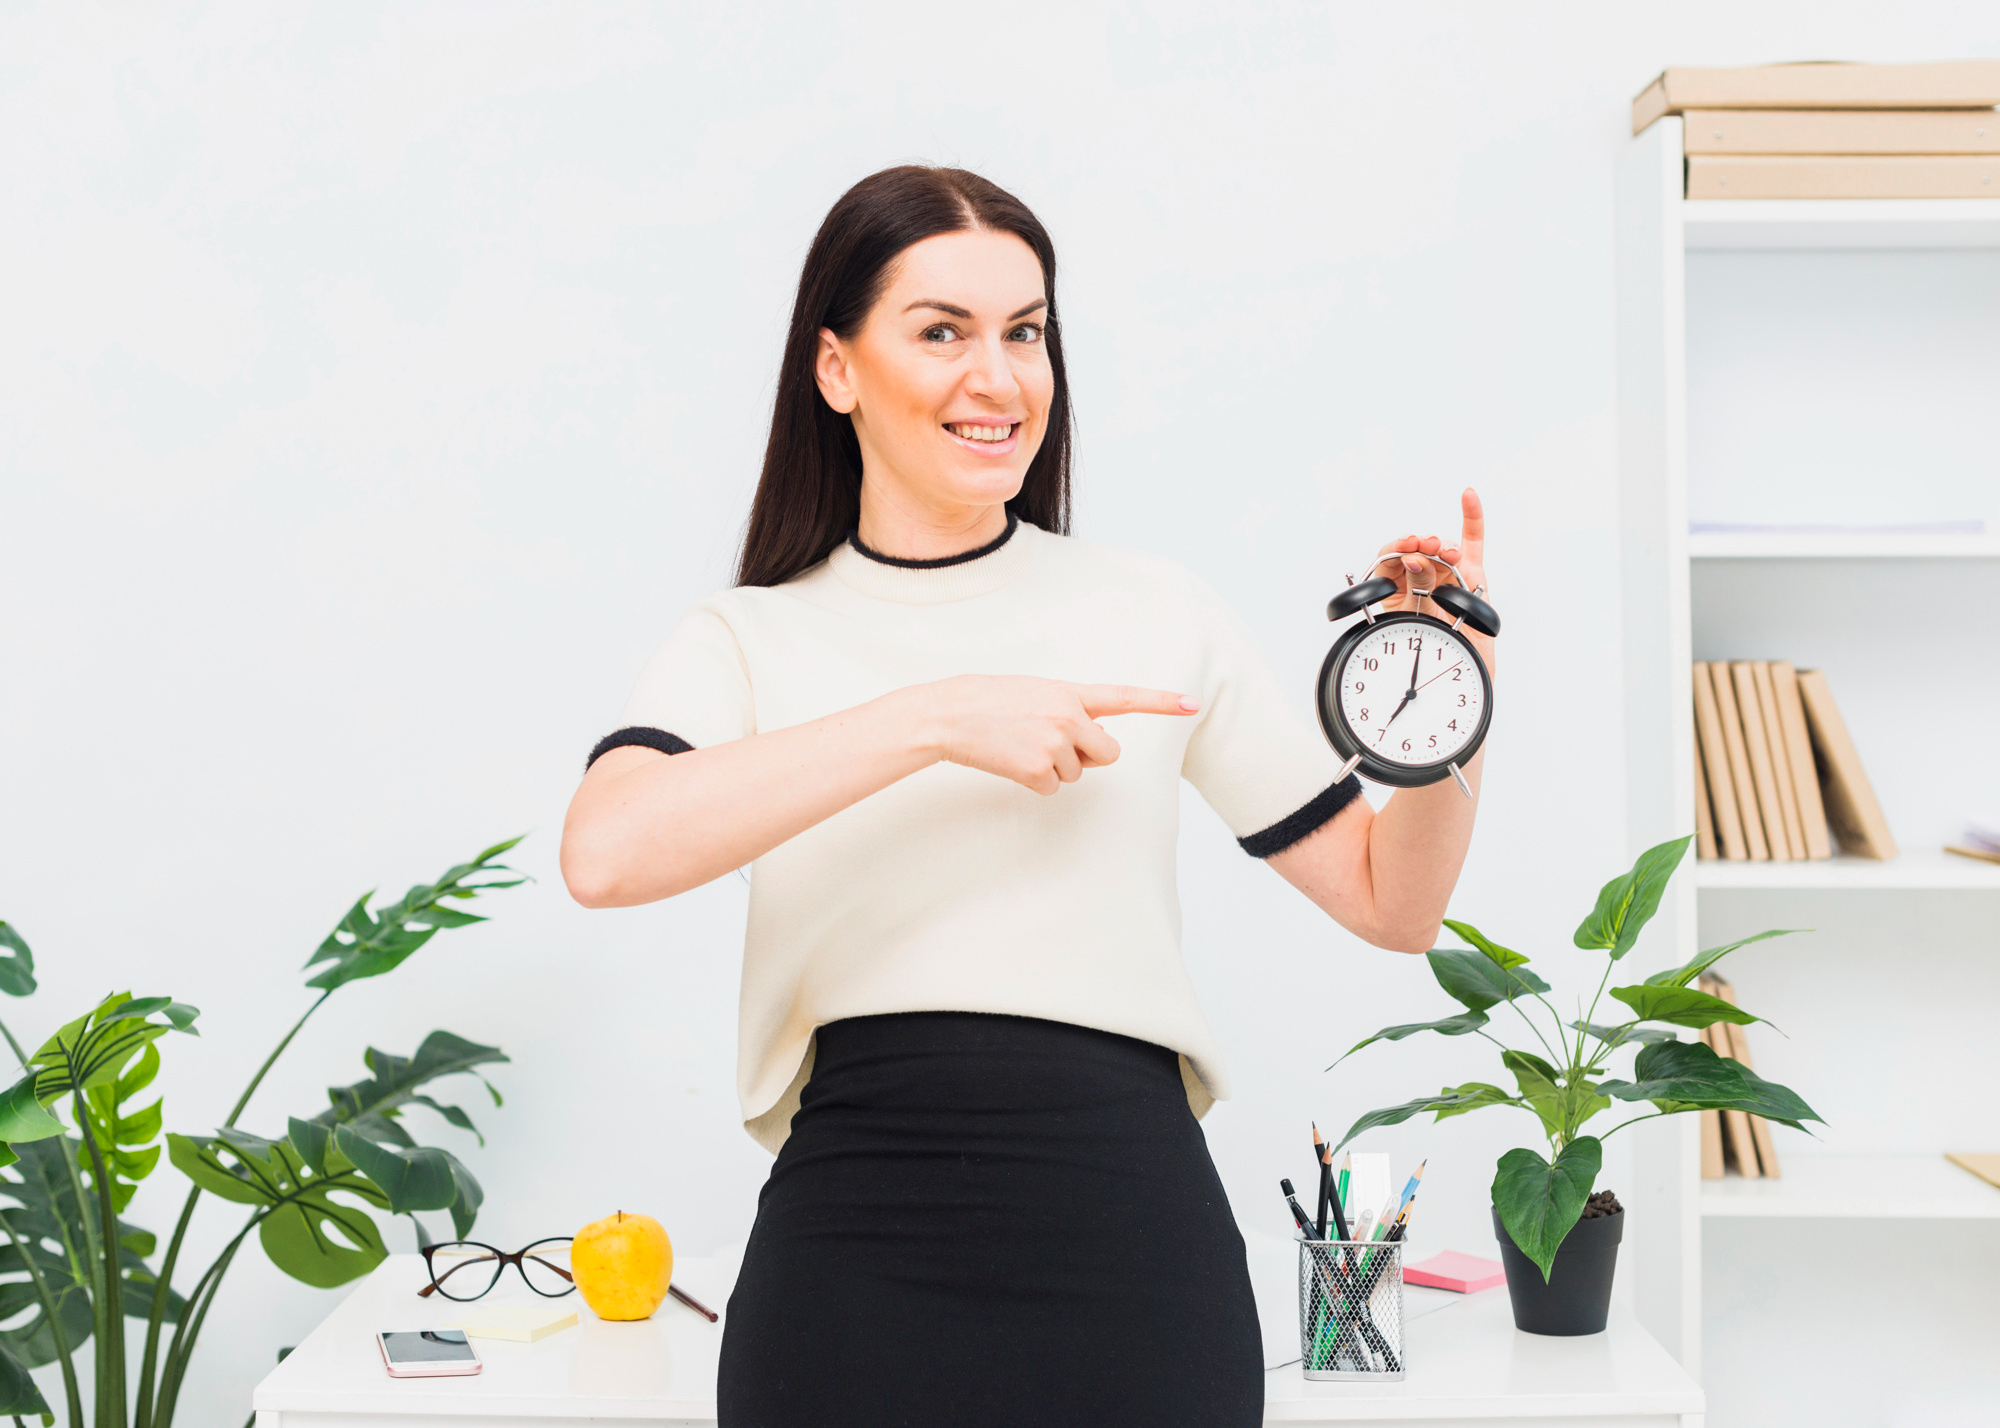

{"left": 1492, "top": 1190, "right": 1624, "bottom": 1336}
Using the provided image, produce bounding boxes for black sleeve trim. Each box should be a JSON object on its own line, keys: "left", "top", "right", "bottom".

{"left": 586, "top": 726, "right": 694, "bottom": 770}
{"left": 1237, "top": 776, "right": 1365, "bottom": 859}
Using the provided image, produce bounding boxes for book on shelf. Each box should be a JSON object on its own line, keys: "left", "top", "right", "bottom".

{"left": 1633, "top": 60, "right": 2000, "bottom": 134}
{"left": 1699, "top": 1105, "right": 1726, "bottom": 1180}
{"left": 1692, "top": 740, "right": 1719, "bottom": 861}
{"left": 1704, "top": 662, "right": 1771, "bottom": 860}
{"left": 1795, "top": 669, "right": 1898, "bottom": 860}
{"left": 1701, "top": 975, "right": 1780, "bottom": 1179}
{"left": 1688, "top": 154, "right": 2000, "bottom": 200}
{"left": 1691, "top": 663, "right": 1749, "bottom": 860}
{"left": 1681, "top": 108, "right": 2000, "bottom": 155}
{"left": 1732, "top": 663, "right": 1797, "bottom": 860}
{"left": 1692, "top": 662, "right": 1883, "bottom": 860}
{"left": 1768, "top": 663, "right": 1833, "bottom": 859}
{"left": 1946, "top": 1152, "right": 2000, "bottom": 1192}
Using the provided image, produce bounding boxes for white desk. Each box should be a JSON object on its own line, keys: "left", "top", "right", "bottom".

{"left": 254, "top": 1255, "right": 1703, "bottom": 1427}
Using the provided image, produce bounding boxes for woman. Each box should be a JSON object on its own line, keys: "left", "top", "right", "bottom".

{"left": 561, "top": 166, "right": 1490, "bottom": 1427}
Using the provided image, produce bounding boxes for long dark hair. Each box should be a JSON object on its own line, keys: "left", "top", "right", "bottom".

{"left": 735, "top": 166, "right": 1074, "bottom": 587}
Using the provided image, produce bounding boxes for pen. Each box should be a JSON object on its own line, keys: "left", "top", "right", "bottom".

{"left": 1313, "top": 1125, "right": 1332, "bottom": 1239}
{"left": 670, "top": 1284, "right": 719, "bottom": 1322}
{"left": 1336, "top": 1153, "right": 1351, "bottom": 1230}
{"left": 1279, "top": 1178, "right": 1321, "bottom": 1239}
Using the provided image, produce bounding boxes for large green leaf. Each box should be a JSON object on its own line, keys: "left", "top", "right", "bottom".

{"left": 1598, "top": 1039, "right": 1823, "bottom": 1131}
{"left": 1428, "top": 1082, "right": 1519, "bottom": 1122}
{"left": 166, "top": 1130, "right": 389, "bottom": 1289}
{"left": 1492, "top": 1136, "right": 1602, "bottom": 1283}
{"left": 1441, "top": 919, "right": 1528, "bottom": 970}
{"left": 1609, "top": 983, "right": 1766, "bottom": 1031}
{"left": 1573, "top": 836, "right": 1691, "bottom": 960}
{"left": 0, "top": 923, "right": 36, "bottom": 998}
{"left": 0, "top": 1138, "right": 183, "bottom": 1371}
{"left": 0, "top": 1339, "right": 50, "bottom": 1417}
{"left": 328, "top": 1125, "right": 483, "bottom": 1240}
{"left": 1426, "top": 947, "right": 1550, "bottom": 1013}
{"left": 1501, "top": 1050, "right": 1566, "bottom": 1139}
{"left": 79, "top": 1042, "right": 165, "bottom": 1212}
{"left": 1643, "top": 929, "right": 1802, "bottom": 989}
{"left": 303, "top": 839, "right": 526, "bottom": 991}
{"left": 0, "top": 1078, "right": 63, "bottom": 1145}
{"left": 1329, "top": 1010, "right": 1488, "bottom": 1068}
{"left": 15, "top": 992, "right": 198, "bottom": 1110}
{"left": 312, "top": 1031, "right": 509, "bottom": 1148}
{"left": 1333, "top": 1086, "right": 1518, "bottom": 1151}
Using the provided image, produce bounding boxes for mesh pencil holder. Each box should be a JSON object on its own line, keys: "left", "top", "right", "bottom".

{"left": 1297, "top": 1238, "right": 1405, "bottom": 1380}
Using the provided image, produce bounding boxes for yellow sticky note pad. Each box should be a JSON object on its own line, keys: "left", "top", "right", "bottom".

{"left": 443, "top": 1304, "right": 579, "bottom": 1342}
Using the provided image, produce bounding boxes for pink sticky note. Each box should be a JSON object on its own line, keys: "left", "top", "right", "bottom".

{"left": 1403, "top": 1250, "right": 1506, "bottom": 1294}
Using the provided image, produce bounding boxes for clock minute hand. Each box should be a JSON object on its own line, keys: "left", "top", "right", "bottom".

{"left": 1382, "top": 649, "right": 1423, "bottom": 730}
{"left": 1416, "top": 660, "right": 1466, "bottom": 694}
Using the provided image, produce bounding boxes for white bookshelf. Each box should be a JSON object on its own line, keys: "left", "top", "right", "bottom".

{"left": 1687, "top": 531, "right": 2000, "bottom": 559}
{"left": 1695, "top": 851, "right": 2000, "bottom": 892}
{"left": 1701, "top": 1154, "right": 2000, "bottom": 1220}
{"left": 1614, "top": 117, "right": 2000, "bottom": 1389}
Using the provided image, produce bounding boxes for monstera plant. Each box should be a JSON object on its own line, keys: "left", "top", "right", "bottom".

{"left": 0, "top": 839, "right": 523, "bottom": 1427}
{"left": 1331, "top": 836, "right": 1821, "bottom": 1283}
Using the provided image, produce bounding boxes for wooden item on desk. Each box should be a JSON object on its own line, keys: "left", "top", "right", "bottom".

{"left": 1692, "top": 663, "right": 1749, "bottom": 860}
{"left": 1708, "top": 977, "right": 1781, "bottom": 1179}
{"left": 1688, "top": 154, "right": 2000, "bottom": 200}
{"left": 1699, "top": 1108, "right": 1725, "bottom": 1180}
{"left": 1680, "top": 107, "right": 2000, "bottom": 154}
{"left": 1945, "top": 1152, "right": 2000, "bottom": 1191}
{"left": 1946, "top": 844, "right": 2000, "bottom": 866}
{"left": 1707, "top": 663, "right": 1770, "bottom": 860}
{"left": 444, "top": 1304, "right": 579, "bottom": 1343}
{"left": 1692, "top": 735, "right": 1718, "bottom": 861}
{"left": 1769, "top": 662, "right": 1832, "bottom": 859}
{"left": 1633, "top": 59, "right": 2000, "bottom": 134}
{"left": 1732, "top": 663, "right": 1796, "bottom": 860}
{"left": 1795, "top": 669, "right": 1898, "bottom": 860}
{"left": 1751, "top": 663, "right": 1808, "bottom": 861}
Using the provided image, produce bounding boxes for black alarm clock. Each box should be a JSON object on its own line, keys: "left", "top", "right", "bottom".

{"left": 1316, "top": 553, "right": 1500, "bottom": 796}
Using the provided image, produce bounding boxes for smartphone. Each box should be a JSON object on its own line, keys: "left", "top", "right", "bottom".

{"left": 377, "top": 1329, "right": 482, "bottom": 1377}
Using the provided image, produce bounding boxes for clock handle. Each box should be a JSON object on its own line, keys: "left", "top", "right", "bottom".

{"left": 1432, "top": 584, "right": 1501, "bottom": 638}
{"left": 1327, "top": 577, "right": 1400, "bottom": 623}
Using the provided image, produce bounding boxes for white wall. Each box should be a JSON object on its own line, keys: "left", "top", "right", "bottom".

{"left": 3, "top": 2, "right": 1996, "bottom": 1421}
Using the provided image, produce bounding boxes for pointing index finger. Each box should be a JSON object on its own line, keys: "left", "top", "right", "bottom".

{"left": 1076, "top": 685, "right": 1201, "bottom": 718}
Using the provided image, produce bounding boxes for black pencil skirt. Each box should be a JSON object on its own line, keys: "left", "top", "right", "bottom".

{"left": 716, "top": 1011, "right": 1264, "bottom": 1428}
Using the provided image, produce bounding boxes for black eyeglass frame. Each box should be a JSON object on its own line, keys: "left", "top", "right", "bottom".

{"left": 417, "top": 1237, "right": 577, "bottom": 1300}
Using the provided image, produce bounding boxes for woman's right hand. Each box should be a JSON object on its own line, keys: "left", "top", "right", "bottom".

{"left": 910, "top": 676, "right": 1199, "bottom": 796}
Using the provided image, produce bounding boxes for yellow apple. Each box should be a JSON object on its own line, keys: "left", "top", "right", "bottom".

{"left": 571, "top": 1211, "right": 673, "bottom": 1321}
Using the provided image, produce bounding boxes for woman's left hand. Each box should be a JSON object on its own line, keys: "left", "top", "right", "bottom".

{"left": 1374, "top": 487, "right": 1488, "bottom": 620}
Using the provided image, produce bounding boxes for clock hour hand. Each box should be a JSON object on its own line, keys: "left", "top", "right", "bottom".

{"left": 1382, "top": 650, "right": 1422, "bottom": 730}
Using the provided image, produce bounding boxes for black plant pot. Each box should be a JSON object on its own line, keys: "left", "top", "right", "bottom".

{"left": 1490, "top": 1204, "right": 1623, "bottom": 1336}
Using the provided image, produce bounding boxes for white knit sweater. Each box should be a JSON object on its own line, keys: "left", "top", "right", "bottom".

{"left": 605, "top": 518, "right": 1355, "bottom": 1151}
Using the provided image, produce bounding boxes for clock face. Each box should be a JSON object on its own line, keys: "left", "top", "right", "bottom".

{"left": 1331, "top": 619, "right": 1486, "bottom": 769}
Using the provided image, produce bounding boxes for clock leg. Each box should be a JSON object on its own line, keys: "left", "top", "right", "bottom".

{"left": 1449, "top": 762, "right": 1472, "bottom": 799}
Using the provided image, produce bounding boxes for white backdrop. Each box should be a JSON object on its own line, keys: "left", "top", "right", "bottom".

{"left": 4, "top": 3, "right": 1997, "bottom": 1422}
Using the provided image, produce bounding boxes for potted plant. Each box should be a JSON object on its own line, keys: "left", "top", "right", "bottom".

{"left": 1330, "top": 836, "right": 1820, "bottom": 1335}
{"left": 0, "top": 838, "right": 524, "bottom": 1426}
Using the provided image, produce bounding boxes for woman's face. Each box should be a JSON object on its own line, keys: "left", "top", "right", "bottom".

{"left": 816, "top": 228, "right": 1053, "bottom": 516}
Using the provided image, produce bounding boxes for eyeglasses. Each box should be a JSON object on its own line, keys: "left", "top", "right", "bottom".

{"left": 418, "top": 1238, "right": 575, "bottom": 1301}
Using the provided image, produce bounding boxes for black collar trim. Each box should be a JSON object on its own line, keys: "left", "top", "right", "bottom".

{"left": 848, "top": 511, "right": 1019, "bottom": 570}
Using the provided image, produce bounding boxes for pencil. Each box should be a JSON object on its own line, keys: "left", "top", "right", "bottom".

{"left": 1313, "top": 1124, "right": 1332, "bottom": 1239}
{"left": 669, "top": 1284, "right": 719, "bottom": 1321}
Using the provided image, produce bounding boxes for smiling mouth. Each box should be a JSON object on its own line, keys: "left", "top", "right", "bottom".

{"left": 945, "top": 422, "right": 1019, "bottom": 444}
